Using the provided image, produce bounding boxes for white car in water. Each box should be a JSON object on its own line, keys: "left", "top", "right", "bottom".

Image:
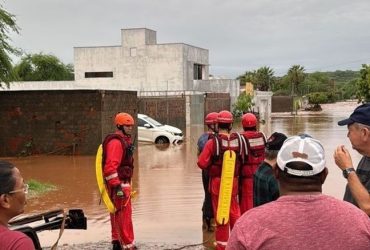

{"left": 137, "top": 114, "right": 183, "bottom": 144}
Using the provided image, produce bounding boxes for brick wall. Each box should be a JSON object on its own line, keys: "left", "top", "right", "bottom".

{"left": 271, "top": 96, "right": 293, "bottom": 112}
{"left": 205, "top": 93, "right": 230, "bottom": 114}
{"left": 0, "top": 90, "right": 137, "bottom": 156}
{"left": 101, "top": 90, "right": 138, "bottom": 142}
{"left": 138, "top": 96, "right": 186, "bottom": 132}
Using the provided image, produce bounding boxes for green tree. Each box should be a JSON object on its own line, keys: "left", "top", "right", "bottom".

{"left": 302, "top": 72, "right": 330, "bottom": 94}
{"left": 0, "top": 5, "right": 20, "bottom": 87}
{"left": 232, "top": 92, "right": 253, "bottom": 117}
{"left": 340, "top": 79, "right": 358, "bottom": 100}
{"left": 357, "top": 64, "right": 370, "bottom": 103}
{"left": 272, "top": 75, "right": 290, "bottom": 95}
{"left": 14, "top": 53, "right": 74, "bottom": 81}
{"left": 254, "top": 66, "right": 274, "bottom": 91}
{"left": 237, "top": 70, "right": 255, "bottom": 86}
{"left": 307, "top": 92, "right": 328, "bottom": 110}
{"left": 287, "top": 65, "right": 306, "bottom": 96}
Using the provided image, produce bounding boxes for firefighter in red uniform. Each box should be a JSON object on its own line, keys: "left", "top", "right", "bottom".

{"left": 103, "top": 113, "right": 135, "bottom": 250}
{"left": 197, "top": 110, "right": 241, "bottom": 250}
{"left": 197, "top": 112, "right": 218, "bottom": 231}
{"left": 239, "top": 113, "right": 266, "bottom": 215}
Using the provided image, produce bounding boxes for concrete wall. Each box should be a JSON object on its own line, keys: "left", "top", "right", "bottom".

{"left": 189, "top": 95, "right": 205, "bottom": 125}
{"left": 184, "top": 45, "right": 209, "bottom": 90}
{"left": 254, "top": 91, "right": 273, "bottom": 122}
{"left": 74, "top": 46, "right": 121, "bottom": 83}
{"left": 193, "top": 79, "right": 239, "bottom": 106}
{"left": 0, "top": 90, "right": 137, "bottom": 156}
{"left": 122, "top": 28, "right": 157, "bottom": 47}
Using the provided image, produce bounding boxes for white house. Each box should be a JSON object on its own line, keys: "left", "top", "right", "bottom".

{"left": 74, "top": 28, "right": 211, "bottom": 92}
{"left": 4, "top": 28, "right": 239, "bottom": 105}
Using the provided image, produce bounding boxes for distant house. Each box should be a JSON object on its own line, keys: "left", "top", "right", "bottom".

{"left": 74, "top": 28, "right": 210, "bottom": 92}
{"left": 4, "top": 28, "right": 239, "bottom": 107}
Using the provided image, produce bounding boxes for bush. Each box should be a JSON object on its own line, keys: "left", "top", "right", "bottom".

{"left": 306, "top": 92, "right": 329, "bottom": 111}
{"left": 232, "top": 92, "right": 254, "bottom": 118}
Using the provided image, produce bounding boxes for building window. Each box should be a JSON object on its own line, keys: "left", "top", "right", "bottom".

{"left": 85, "top": 72, "right": 113, "bottom": 78}
{"left": 194, "top": 64, "right": 203, "bottom": 80}
{"left": 130, "top": 47, "right": 137, "bottom": 57}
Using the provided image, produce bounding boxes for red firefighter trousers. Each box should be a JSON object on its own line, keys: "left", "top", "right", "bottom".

{"left": 109, "top": 188, "right": 134, "bottom": 248}
{"left": 239, "top": 165, "right": 258, "bottom": 214}
{"left": 210, "top": 177, "right": 240, "bottom": 250}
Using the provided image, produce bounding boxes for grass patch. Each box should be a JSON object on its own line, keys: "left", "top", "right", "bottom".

{"left": 27, "top": 179, "right": 57, "bottom": 198}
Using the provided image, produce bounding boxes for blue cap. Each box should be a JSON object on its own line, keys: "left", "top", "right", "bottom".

{"left": 338, "top": 103, "right": 370, "bottom": 126}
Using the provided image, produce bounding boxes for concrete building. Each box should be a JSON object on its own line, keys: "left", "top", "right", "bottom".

{"left": 74, "top": 28, "right": 209, "bottom": 92}
{"left": 5, "top": 28, "right": 239, "bottom": 103}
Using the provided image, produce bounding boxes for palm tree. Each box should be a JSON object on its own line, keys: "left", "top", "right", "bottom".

{"left": 237, "top": 70, "right": 256, "bottom": 86}
{"left": 0, "top": 5, "right": 20, "bottom": 87}
{"left": 254, "top": 66, "right": 274, "bottom": 91}
{"left": 287, "top": 65, "right": 306, "bottom": 96}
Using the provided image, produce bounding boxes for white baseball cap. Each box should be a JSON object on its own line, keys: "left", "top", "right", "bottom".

{"left": 277, "top": 134, "right": 326, "bottom": 176}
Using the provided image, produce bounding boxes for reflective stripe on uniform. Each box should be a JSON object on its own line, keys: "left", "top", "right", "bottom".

{"left": 121, "top": 183, "right": 130, "bottom": 187}
{"left": 221, "top": 138, "right": 239, "bottom": 147}
{"left": 216, "top": 240, "right": 228, "bottom": 246}
{"left": 122, "top": 243, "right": 134, "bottom": 249}
{"left": 105, "top": 173, "right": 118, "bottom": 181}
{"left": 240, "top": 135, "right": 248, "bottom": 156}
{"left": 248, "top": 137, "right": 265, "bottom": 147}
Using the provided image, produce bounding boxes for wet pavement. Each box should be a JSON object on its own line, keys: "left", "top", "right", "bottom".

{"left": 2, "top": 101, "right": 362, "bottom": 249}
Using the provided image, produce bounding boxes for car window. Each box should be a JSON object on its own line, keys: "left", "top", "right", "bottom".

{"left": 145, "top": 117, "right": 163, "bottom": 127}
{"left": 137, "top": 118, "right": 147, "bottom": 127}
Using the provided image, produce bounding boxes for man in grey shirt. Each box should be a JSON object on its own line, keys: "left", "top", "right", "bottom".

{"left": 334, "top": 103, "right": 370, "bottom": 215}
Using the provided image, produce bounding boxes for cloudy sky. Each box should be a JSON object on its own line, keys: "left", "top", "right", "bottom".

{"left": 5, "top": 0, "right": 370, "bottom": 78}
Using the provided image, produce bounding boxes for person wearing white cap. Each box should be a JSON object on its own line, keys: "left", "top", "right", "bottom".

{"left": 334, "top": 103, "right": 370, "bottom": 215}
{"left": 227, "top": 134, "right": 370, "bottom": 250}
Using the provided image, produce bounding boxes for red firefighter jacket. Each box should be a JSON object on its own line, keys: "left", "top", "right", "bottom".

{"left": 103, "top": 131, "right": 134, "bottom": 187}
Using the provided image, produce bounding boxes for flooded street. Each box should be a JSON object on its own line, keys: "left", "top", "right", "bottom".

{"left": 2, "top": 101, "right": 363, "bottom": 248}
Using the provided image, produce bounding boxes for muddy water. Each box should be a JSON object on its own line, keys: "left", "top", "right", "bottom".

{"left": 3, "top": 101, "right": 362, "bottom": 248}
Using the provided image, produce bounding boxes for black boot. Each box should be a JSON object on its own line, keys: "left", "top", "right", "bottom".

{"left": 112, "top": 240, "right": 122, "bottom": 250}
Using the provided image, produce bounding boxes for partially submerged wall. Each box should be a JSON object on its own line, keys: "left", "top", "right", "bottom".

{"left": 271, "top": 96, "right": 293, "bottom": 112}
{"left": 0, "top": 90, "right": 137, "bottom": 156}
{"left": 138, "top": 96, "right": 186, "bottom": 132}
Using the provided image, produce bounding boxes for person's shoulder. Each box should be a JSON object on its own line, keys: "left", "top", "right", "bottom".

{"left": 239, "top": 201, "right": 277, "bottom": 221}
{"left": 322, "top": 195, "right": 370, "bottom": 216}
{"left": 359, "top": 156, "right": 370, "bottom": 167}
{"left": 0, "top": 230, "right": 34, "bottom": 249}
{"left": 255, "top": 162, "right": 273, "bottom": 176}
{"left": 197, "top": 133, "right": 209, "bottom": 143}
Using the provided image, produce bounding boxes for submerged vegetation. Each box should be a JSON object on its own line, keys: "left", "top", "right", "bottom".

{"left": 27, "top": 179, "right": 57, "bottom": 198}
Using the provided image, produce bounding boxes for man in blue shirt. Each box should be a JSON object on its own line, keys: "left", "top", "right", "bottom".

{"left": 197, "top": 112, "right": 218, "bottom": 231}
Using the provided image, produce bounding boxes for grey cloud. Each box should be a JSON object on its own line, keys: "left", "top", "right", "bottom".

{"left": 6, "top": 0, "right": 370, "bottom": 78}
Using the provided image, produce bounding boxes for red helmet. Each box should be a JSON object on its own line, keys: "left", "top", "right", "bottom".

{"left": 115, "top": 113, "right": 134, "bottom": 126}
{"left": 205, "top": 112, "right": 218, "bottom": 125}
{"left": 242, "top": 113, "right": 257, "bottom": 128}
{"left": 217, "top": 110, "right": 233, "bottom": 124}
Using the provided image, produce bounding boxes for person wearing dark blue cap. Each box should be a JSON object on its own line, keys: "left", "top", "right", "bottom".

{"left": 334, "top": 103, "right": 370, "bottom": 215}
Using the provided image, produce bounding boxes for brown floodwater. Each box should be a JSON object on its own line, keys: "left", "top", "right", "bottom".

{"left": 2, "top": 101, "right": 362, "bottom": 248}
